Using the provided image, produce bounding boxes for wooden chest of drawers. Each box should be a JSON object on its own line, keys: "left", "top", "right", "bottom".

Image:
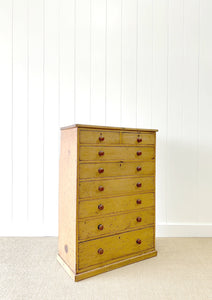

{"left": 57, "top": 124, "right": 158, "bottom": 281}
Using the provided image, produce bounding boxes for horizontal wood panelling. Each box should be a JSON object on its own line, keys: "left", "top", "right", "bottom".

{"left": 0, "top": 0, "right": 212, "bottom": 236}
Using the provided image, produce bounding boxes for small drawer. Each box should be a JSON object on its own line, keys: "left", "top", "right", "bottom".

{"left": 79, "top": 130, "right": 120, "bottom": 144}
{"left": 78, "top": 207, "right": 155, "bottom": 241}
{"left": 78, "top": 193, "right": 154, "bottom": 219}
{"left": 79, "top": 176, "right": 154, "bottom": 199}
{"left": 78, "top": 226, "right": 154, "bottom": 270}
{"left": 79, "top": 146, "right": 155, "bottom": 161}
{"left": 122, "top": 132, "right": 155, "bottom": 145}
{"left": 79, "top": 161, "right": 155, "bottom": 179}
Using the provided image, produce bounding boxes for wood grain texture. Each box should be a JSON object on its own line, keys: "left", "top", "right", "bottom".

{"left": 62, "top": 124, "right": 158, "bottom": 132}
{"left": 78, "top": 208, "right": 155, "bottom": 241}
{"left": 122, "top": 132, "right": 155, "bottom": 145}
{"left": 78, "top": 193, "right": 155, "bottom": 219}
{"left": 80, "top": 129, "right": 120, "bottom": 144}
{"left": 79, "top": 161, "right": 155, "bottom": 179}
{"left": 79, "top": 176, "right": 154, "bottom": 199}
{"left": 57, "top": 250, "right": 157, "bottom": 281}
{"left": 58, "top": 128, "right": 78, "bottom": 272}
{"left": 78, "top": 226, "right": 154, "bottom": 270}
{"left": 58, "top": 125, "right": 157, "bottom": 280}
{"left": 80, "top": 146, "right": 155, "bottom": 162}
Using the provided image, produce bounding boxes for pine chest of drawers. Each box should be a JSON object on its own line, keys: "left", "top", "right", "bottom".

{"left": 57, "top": 124, "right": 158, "bottom": 281}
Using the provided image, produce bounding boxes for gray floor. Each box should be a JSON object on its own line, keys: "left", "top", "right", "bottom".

{"left": 0, "top": 237, "right": 211, "bottom": 300}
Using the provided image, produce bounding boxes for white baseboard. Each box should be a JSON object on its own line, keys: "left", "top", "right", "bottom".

{"left": 156, "top": 223, "right": 212, "bottom": 237}
{"left": 1, "top": 223, "right": 212, "bottom": 237}
{"left": 0, "top": 223, "right": 58, "bottom": 237}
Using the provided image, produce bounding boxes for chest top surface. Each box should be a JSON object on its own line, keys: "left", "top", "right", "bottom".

{"left": 61, "top": 124, "right": 158, "bottom": 132}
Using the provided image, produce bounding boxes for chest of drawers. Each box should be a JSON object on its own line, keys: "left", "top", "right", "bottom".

{"left": 57, "top": 124, "right": 158, "bottom": 281}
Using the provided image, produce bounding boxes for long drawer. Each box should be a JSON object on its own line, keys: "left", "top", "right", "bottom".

{"left": 78, "top": 193, "right": 154, "bottom": 219}
{"left": 78, "top": 207, "right": 155, "bottom": 241}
{"left": 79, "top": 161, "right": 155, "bottom": 179}
{"left": 79, "top": 176, "right": 154, "bottom": 199}
{"left": 78, "top": 226, "right": 154, "bottom": 270}
{"left": 79, "top": 146, "right": 155, "bottom": 161}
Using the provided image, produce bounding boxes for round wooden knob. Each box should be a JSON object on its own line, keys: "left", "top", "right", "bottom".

{"left": 99, "top": 136, "right": 104, "bottom": 142}
{"left": 98, "top": 224, "right": 104, "bottom": 230}
{"left": 137, "top": 217, "right": 142, "bottom": 222}
{"left": 137, "top": 151, "right": 142, "bottom": 156}
{"left": 136, "top": 239, "right": 142, "bottom": 244}
{"left": 137, "top": 166, "right": 142, "bottom": 171}
{"left": 98, "top": 151, "right": 104, "bottom": 156}
{"left": 137, "top": 138, "right": 142, "bottom": 143}
{"left": 98, "top": 168, "right": 104, "bottom": 174}
{"left": 98, "top": 204, "right": 104, "bottom": 210}
{"left": 136, "top": 199, "right": 142, "bottom": 204}
{"left": 136, "top": 182, "right": 142, "bottom": 188}
{"left": 98, "top": 185, "right": 104, "bottom": 191}
{"left": 98, "top": 248, "right": 104, "bottom": 254}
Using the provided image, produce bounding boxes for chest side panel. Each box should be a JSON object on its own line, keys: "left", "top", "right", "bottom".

{"left": 58, "top": 128, "right": 78, "bottom": 272}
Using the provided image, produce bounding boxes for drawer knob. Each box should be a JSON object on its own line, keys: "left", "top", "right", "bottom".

{"left": 99, "top": 136, "right": 104, "bottom": 142}
{"left": 98, "top": 248, "right": 104, "bottom": 254}
{"left": 136, "top": 239, "right": 142, "bottom": 244}
{"left": 137, "top": 151, "right": 142, "bottom": 156}
{"left": 98, "top": 151, "right": 104, "bottom": 156}
{"left": 98, "top": 204, "right": 104, "bottom": 210}
{"left": 98, "top": 185, "right": 104, "bottom": 192}
{"left": 137, "top": 138, "right": 142, "bottom": 143}
{"left": 98, "top": 224, "right": 104, "bottom": 230}
{"left": 136, "top": 182, "right": 142, "bottom": 188}
{"left": 136, "top": 199, "right": 142, "bottom": 204}
{"left": 137, "top": 166, "right": 142, "bottom": 171}
{"left": 98, "top": 168, "right": 104, "bottom": 174}
{"left": 137, "top": 217, "right": 142, "bottom": 222}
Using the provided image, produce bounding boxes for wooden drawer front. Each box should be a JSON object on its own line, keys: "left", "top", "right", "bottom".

{"left": 78, "top": 227, "right": 154, "bottom": 270}
{"left": 80, "top": 130, "right": 120, "bottom": 144}
{"left": 80, "top": 146, "right": 155, "bottom": 161}
{"left": 78, "top": 208, "right": 154, "bottom": 241}
{"left": 80, "top": 161, "right": 155, "bottom": 179}
{"left": 122, "top": 132, "right": 155, "bottom": 145}
{"left": 79, "top": 176, "right": 154, "bottom": 199}
{"left": 79, "top": 193, "right": 154, "bottom": 219}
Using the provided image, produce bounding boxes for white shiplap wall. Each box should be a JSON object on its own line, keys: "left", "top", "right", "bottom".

{"left": 0, "top": 0, "right": 212, "bottom": 236}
